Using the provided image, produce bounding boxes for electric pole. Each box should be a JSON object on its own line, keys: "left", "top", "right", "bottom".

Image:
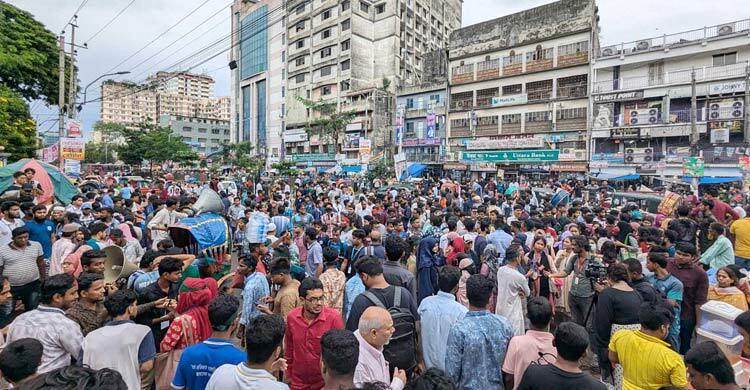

{"left": 690, "top": 68, "right": 698, "bottom": 154}
{"left": 68, "top": 18, "right": 77, "bottom": 120}
{"left": 58, "top": 35, "right": 66, "bottom": 170}
{"left": 744, "top": 62, "right": 750, "bottom": 144}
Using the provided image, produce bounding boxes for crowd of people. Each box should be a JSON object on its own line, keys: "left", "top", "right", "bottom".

{"left": 0, "top": 168, "right": 749, "bottom": 390}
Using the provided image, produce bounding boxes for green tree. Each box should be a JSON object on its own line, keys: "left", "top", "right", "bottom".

{"left": 84, "top": 141, "right": 115, "bottom": 164}
{"left": 116, "top": 126, "right": 198, "bottom": 169}
{"left": 297, "top": 97, "right": 356, "bottom": 154}
{"left": 271, "top": 160, "right": 298, "bottom": 177}
{"left": 0, "top": 85, "right": 37, "bottom": 160}
{"left": 0, "top": 3, "right": 69, "bottom": 105}
{"left": 366, "top": 159, "right": 392, "bottom": 182}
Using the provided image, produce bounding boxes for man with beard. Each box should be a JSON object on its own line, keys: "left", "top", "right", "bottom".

{"left": 6, "top": 274, "right": 83, "bottom": 373}
{"left": 25, "top": 205, "right": 56, "bottom": 268}
{"left": 0, "top": 201, "right": 24, "bottom": 247}
{"left": 0, "top": 227, "right": 45, "bottom": 311}
{"left": 66, "top": 273, "right": 108, "bottom": 336}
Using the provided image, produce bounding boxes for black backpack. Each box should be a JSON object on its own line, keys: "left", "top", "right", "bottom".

{"left": 363, "top": 287, "right": 417, "bottom": 372}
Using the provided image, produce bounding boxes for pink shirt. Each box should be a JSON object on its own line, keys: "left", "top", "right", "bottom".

{"left": 501, "top": 330, "right": 556, "bottom": 390}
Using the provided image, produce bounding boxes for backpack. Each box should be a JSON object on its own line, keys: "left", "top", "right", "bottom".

{"left": 363, "top": 288, "right": 417, "bottom": 372}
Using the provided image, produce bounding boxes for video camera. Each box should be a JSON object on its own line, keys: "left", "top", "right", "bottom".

{"left": 584, "top": 260, "right": 608, "bottom": 285}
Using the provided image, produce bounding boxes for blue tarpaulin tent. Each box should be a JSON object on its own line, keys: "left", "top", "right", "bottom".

{"left": 400, "top": 163, "right": 427, "bottom": 180}
{"left": 680, "top": 176, "right": 741, "bottom": 185}
{"left": 610, "top": 174, "right": 641, "bottom": 181}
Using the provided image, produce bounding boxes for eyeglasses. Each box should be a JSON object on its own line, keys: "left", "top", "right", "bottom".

{"left": 306, "top": 296, "right": 324, "bottom": 303}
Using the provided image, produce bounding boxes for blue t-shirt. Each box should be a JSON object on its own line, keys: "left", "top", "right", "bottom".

{"left": 171, "top": 338, "right": 245, "bottom": 390}
{"left": 120, "top": 187, "right": 133, "bottom": 200}
{"left": 133, "top": 270, "right": 160, "bottom": 294}
{"left": 648, "top": 273, "right": 684, "bottom": 340}
{"left": 26, "top": 219, "right": 56, "bottom": 258}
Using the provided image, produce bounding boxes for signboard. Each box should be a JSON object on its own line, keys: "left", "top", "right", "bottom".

{"left": 740, "top": 155, "right": 750, "bottom": 171}
{"left": 426, "top": 113, "right": 436, "bottom": 138}
{"left": 359, "top": 138, "right": 372, "bottom": 164}
{"left": 284, "top": 131, "right": 308, "bottom": 143}
{"left": 343, "top": 133, "right": 361, "bottom": 150}
{"left": 589, "top": 160, "right": 609, "bottom": 169}
{"left": 291, "top": 153, "right": 335, "bottom": 162}
{"left": 550, "top": 163, "right": 587, "bottom": 172}
{"left": 593, "top": 90, "right": 645, "bottom": 103}
{"left": 683, "top": 156, "right": 705, "bottom": 177}
{"left": 610, "top": 128, "right": 640, "bottom": 139}
{"left": 60, "top": 138, "right": 85, "bottom": 160}
{"left": 591, "top": 153, "right": 624, "bottom": 163}
{"left": 402, "top": 138, "right": 442, "bottom": 147}
{"left": 710, "top": 128, "right": 730, "bottom": 144}
{"left": 443, "top": 163, "right": 468, "bottom": 170}
{"left": 309, "top": 134, "right": 320, "bottom": 146}
{"left": 491, "top": 94, "right": 528, "bottom": 107}
{"left": 394, "top": 153, "right": 407, "bottom": 180}
{"left": 709, "top": 81, "right": 746, "bottom": 95}
{"left": 666, "top": 147, "right": 691, "bottom": 163}
{"left": 709, "top": 120, "right": 743, "bottom": 133}
{"left": 461, "top": 150, "right": 560, "bottom": 162}
{"left": 470, "top": 163, "right": 497, "bottom": 172}
{"left": 39, "top": 144, "right": 59, "bottom": 163}
{"left": 67, "top": 119, "right": 82, "bottom": 138}
{"left": 64, "top": 159, "right": 81, "bottom": 176}
{"left": 466, "top": 136, "right": 545, "bottom": 150}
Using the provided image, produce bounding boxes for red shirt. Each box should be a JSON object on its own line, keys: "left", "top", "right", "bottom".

{"left": 284, "top": 306, "right": 344, "bottom": 390}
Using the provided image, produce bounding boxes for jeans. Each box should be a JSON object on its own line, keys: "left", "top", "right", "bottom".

{"left": 569, "top": 293, "right": 595, "bottom": 330}
{"left": 679, "top": 317, "right": 696, "bottom": 355}
{"left": 736, "top": 256, "right": 750, "bottom": 271}
{"left": 11, "top": 279, "right": 41, "bottom": 312}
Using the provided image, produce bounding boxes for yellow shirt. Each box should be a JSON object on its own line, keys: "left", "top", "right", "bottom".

{"left": 609, "top": 330, "right": 688, "bottom": 390}
{"left": 730, "top": 218, "right": 750, "bottom": 259}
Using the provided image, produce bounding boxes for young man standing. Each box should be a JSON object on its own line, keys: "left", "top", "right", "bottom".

{"left": 285, "top": 278, "right": 344, "bottom": 390}
{"left": 66, "top": 272, "right": 107, "bottom": 336}
{"left": 0, "top": 226, "right": 45, "bottom": 311}
{"left": 136, "top": 257, "right": 182, "bottom": 350}
{"left": 172, "top": 294, "right": 245, "bottom": 390}
{"left": 503, "top": 297, "right": 556, "bottom": 390}
{"left": 517, "top": 322, "right": 606, "bottom": 389}
{"left": 265, "top": 258, "right": 300, "bottom": 320}
{"left": 321, "top": 329, "right": 360, "bottom": 390}
{"left": 497, "top": 247, "right": 532, "bottom": 336}
{"left": 238, "top": 255, "right": 270, "bottom": 328}
{"left": 83, "top": 289, "right": 156, "bottom": 390}
{"left": 730, "top": 206, "right": 750, "bottom": 270}
{"left": 85, "top": 222, "right": 111, "bottom": 250}
{"left": 304, "top": 227, "right": 323, "bottom": 277}
{"left": 206, "top": 314, "right": 289, "bottom": 389}
{"left": 0, "top": 201, "right": 24, "bottom": 247}
{"left": 647, "top": 250, "right": 684, "bottom": 351}
{"left": 445, "top": 274, "right": 514, "bottom": 389}
{"left": 25, "top": 205, "right": 56, "bottom": 267}
{"left": 667, "top": 242, "right": 708, "bottom": 355}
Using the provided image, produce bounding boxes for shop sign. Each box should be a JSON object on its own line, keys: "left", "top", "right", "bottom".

{"left": 443, "top": 163, "right": 468, "bottom": 170}
{"left": 64, "top": 159, "right": 81, "bottom": 176}
{"left": 60, "top": 138, "right": 85, "bottom": 160}
{"left": 470, "top": 163, "right": 497, "bottom": 172}
{"left": 461, "top": 149, "right": 560, "bottom": 162}
{"left": 666, "top": 147, "right": 691, "bottom": 162}
{"left": 491, "top": 94, "right": 528, "bottom": 107}
{"left": 645, "top": 124, "right": 693, "bottom": 138}
{"left": 309, "top": 135, "right": 320, "bottom": 146}
{"left": 402, "top": 138, "right": 442, "bottom": 147}
{"left": 593, "top": 90, "right": 645, "bottom": 103}
{"left": 343, "top": 134, "right": 360, "bottom": 150}
{"left": 589, "top": 160, "right": 609, "bottom": 169}
{"left": 284, "top": 132, "right": 308, "bottom": 143}
{"left": 591, "top": 153, "right": 624, "bottom": 163}
{"left": 591, "top": 130, "right": 611, "bottom": 139}
{"left": 466, "top": 136, "right": 544, "bottom": 150}
{"left": 710, "top": 128, "right": 730, "bottom": 144}
{"left": 67, "top": 119, "right": 82, "bottom": 138}
{"left": 610, "top": 128, "right": 640, "bottom": 139}
{"left": 346, "top": 122, "right": 363, "bottom": 131}
{"left": 709, "top": 81, "right": 746, "bottom": 95}
{"left": 550, "top": 163, "right": 587, "bottom": 172}
{"left": 683, "top": 156, "right": 705, "bottom": 177}
{"left": 291, "top": 153, "right": 335, "bottom": 162}
{"left": 709, "top": 120, "right": 743, "bottom": 133}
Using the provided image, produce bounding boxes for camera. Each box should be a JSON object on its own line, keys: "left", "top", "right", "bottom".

{"left": 584, "top": 260, "right": 608, "bottom": 284}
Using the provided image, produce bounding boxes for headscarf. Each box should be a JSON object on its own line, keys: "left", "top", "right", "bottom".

{"left": 62, "top": 244, "right": 92, "bottom": 278}
{"left": 177, "top": 278, "right": 219, "bottom": 342}
{"left": 417, "top": 236, "right": 439, "bottom": 270}
{"left": 617, "top": 221, "right": 633, "bottom": 244}
{"left": 446, "top": 236, "right": 466, "bottom": 266}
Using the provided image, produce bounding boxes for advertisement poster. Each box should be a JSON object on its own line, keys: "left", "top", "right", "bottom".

{"left": 60, "top": 138, "right": 85, "bottom": 160}
{"left": 67, "top": 119, "right": 82, "bottom": 138}
{"left": 64, "top": 159, "right": 81, "bottom": 176}
{"left": 426, "top": 113, "right": 436, "bottom": 139}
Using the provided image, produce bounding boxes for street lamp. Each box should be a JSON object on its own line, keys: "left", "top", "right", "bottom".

{"left": 77, "top": 71, "right": 131, "bottom": 110}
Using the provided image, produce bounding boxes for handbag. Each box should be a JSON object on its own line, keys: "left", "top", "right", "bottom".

{"left": 154, "top": 316, "right": 194, "bottom": 390}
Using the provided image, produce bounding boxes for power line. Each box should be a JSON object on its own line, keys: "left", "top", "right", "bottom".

{"left": 103, "top": 0, "right": 214, "bottom": 75}
{"left": 61, "top": 0, "right": 89, "bottom": 32}
{"left": 83, "top": 0, "right": 138, "bottom": 46}
{"left": 125, "top": 1, "right": 232, "bottom": 79}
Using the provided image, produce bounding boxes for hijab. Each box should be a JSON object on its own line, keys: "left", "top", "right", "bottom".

{"left": 177, "top": 278, "right": 219, "bottom": 342}
{"left": 62, "top": 244, "right": 92, "bottom": 278}
{"left": 417, "top": 236, "right": 439, "bottom": 270}
{"left": 446, "top": 236, "right": 466, "bottom": 266}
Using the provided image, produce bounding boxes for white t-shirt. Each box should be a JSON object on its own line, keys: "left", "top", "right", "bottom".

{"left": 0, "top": 218, "right": 24, "bottom": 247}
{"left": 205, "top": 363, "right": 289, "bottom": 390}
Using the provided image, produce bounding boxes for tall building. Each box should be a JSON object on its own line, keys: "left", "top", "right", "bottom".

{"left": 590, "top": 18, "right": 749, "bottom": 180}
{"left": 229, "top": 0, "right": 286, "bottom": 166}
{"left": 282, "top": 0, "right": 462, "bottom": 171}
{"left": 446, "top": 0, "right": 598, "bottom": 181}
{"left": 100, "top": 80, "right": 158, "bottom": 126}
{"left": 158, "top": 114, "right": 231, "bottom": 157}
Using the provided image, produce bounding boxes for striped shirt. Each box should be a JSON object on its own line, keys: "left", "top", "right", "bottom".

{"left": 0, "top": 241, "right": 43, "bottom": 286}
{"left": 609, "top": 330, "right": 687, "bottom": 390}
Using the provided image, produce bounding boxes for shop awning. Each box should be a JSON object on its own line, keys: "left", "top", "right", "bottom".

{"left": 610, "top": 174, "right": 641, "bottom": 181}
{"left": 342, "top": 165, "right": 362, "bottom": 173}
{"left": 400, "top": 163, "right": 427, "bottom": 180}
{"left": 680, "top": 176, "right": 742, "bottom": 185}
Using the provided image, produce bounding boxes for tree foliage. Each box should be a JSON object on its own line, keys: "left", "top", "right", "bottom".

{"left": 297, "top": 97, "right": 356, "bottom": 154}
{"left": 0, "top": 85, "right": 37, "bottom": 160}
{"left": 365, "top": 159, "right": 392, "bottom": 182}
{"left": 271, "top": 160, "right": 298, "bottom": 177}
{"left": 84, "top": 142, "right": 115, "bottom": 164}
{"left": 116, "top": 125, "right": 198, "bottom": 167}
{"left": 0, "top": 3, "right": 68, "bottom": 106}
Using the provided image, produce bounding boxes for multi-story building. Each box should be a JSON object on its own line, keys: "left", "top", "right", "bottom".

{"left": 446, "top": 0, "right": 597, "bottom": 181}
{"left": 100, "top": 80, "right": 158, "bottom": 126}
{"left": 158, "top": 114, "right": 231, "bottom": 157}
{"left": 149, "top": 71, "right": 214, "bottom": 99}
{"left": 282, "top": 0, "right": 461, "bottom": 171}
{"left": 590, "top": 18, "right": 750, "bottom": 181}
{"left": 229, "top": 0, "right": 286, "bottom": 167}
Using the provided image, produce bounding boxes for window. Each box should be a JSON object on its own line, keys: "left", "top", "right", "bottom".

{"left": 296, "top": 4, "right": 305, "bottom": 14}
{"left": 322, "top": 29, "right": 331, "bottom": 39}
{"left": 341, "top": 59, "right": 350, "bottom": 70}
{"left": 321, "top": 47, "right": 332, "bottom": 58}
{"left": 501, "top": 114, "right": 521, "bottom": 124}
{"left": 295, "top": 74, "right": 305, "bottom": 83}
{"left": 183, "top": 137, "right": 192, "bottom": 142}
{"left": 430, "top": 94, "right": 440, "bottom": 103}
{"left": 341, "top": 0, "right": 350, "bottom": 11}
{"left": 322, "top": 86, "right": 332, "bottom": 95}
{"left": 556, "top": 107, "right": 587, "bottom": 120}
{"left": 713, "top": 52, "right": 737, "bottom": 67}
{"left": 341, "top": 39, "right": 350, "bottom": 51}
{"left": 295, "top": 22, "right": 305, "bottom": 32}
{"left": 360, "top": 1, "right": 369, "bottom": 13}
{"left": 341, "top": 19, "right": 350, "bottom": 30}
{"left": 182, "top": 126, "right": 192, "bottom": 132}
{"left": 295, "top": 57, "right": 305, "bottom": 66}
{"left": 502, "top": 84, "right": 522, "bottom": 95}
{"left": 376, "top": 3, "right": 385, "bottom": 13}
{"left": 525, "top": 111, "right": 550, "bottom": 122}
{"left": 340, "top": 80, "right": 350, "bottom": 91}
{"left": 211, "top": 129, "right": 220, "bottom": 134}
{"left": 405, "top": 98, "right": 414, "bottom": 109}
{"left": 320, "top": 66, "right": 332, "bottom": 76}
{"left": 281, "top": 51, "right": 285, "bottom": 62}
{"left": 296, "top": 39, "right": 305, "bottom": 49}
{"left": 558, "top": 41, "right": 589, "bottom": 55}
{"left": 198, "top": 128, "right": 207, "bottom": 133}
{"left": 322, "top": 9, "right": 331, "bottom": 20}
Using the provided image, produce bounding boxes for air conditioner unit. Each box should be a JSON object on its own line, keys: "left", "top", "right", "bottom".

{"left": 709, "top": 99, "right": 744, "bottom": 120}
{"left": 629, "top": 108, "right": 659, "bottom": 125}
{"left": 634, "top": 40, "right": 651, "bottom": 51}
{"left": 624, "top": 147, "right": 651, "bottom": 164}
{"left": 717, "top": 23, "right": 735, "bottom": 36}
{"left": 574, "top": 150, "right": 586, "bottom": 159}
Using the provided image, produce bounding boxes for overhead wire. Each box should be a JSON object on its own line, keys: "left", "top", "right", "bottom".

{"left": 102, "top": 0, "right": 215, "bottom": 75}
{"left": 61, "top": 0, "right": 90, "bottom": 32}
{"left": 84, "top": 2, "right": 287, "bottom": 105}
{"left": 83, "top": 0, "right": 138, "bottom": 46}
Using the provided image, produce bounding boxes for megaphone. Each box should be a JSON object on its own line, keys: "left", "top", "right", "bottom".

{"left": 103, "top": 246, "right": 139, "bottom": 282}
{"left": 190, "top": 188, "right": 224, "bottom": 215}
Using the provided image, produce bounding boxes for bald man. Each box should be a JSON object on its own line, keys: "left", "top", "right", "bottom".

{"left": 365, "top": 231, "right": 386, "bottom": 261}
{"left": 353, "top": 307, "right": 406, "bottom": 390}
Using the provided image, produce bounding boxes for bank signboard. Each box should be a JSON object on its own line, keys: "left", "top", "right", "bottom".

{"left": 461, "top": 150, "right": 559, "bottom": 162}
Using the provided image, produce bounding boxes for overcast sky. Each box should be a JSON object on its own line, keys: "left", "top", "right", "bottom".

{"left": 8, "top": 0, "right": 749, "bottom": 138}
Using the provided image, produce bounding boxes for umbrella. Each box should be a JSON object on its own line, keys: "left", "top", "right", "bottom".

{"left": 0, "top": 159, "right": 80, "bottom": 204}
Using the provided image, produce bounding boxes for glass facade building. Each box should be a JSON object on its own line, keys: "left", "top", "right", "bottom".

{"left": 256, "top": 79, "right": 266, "bottom": 148}
{"left": 239, "top": 5, "right": 268, "bottom": 80}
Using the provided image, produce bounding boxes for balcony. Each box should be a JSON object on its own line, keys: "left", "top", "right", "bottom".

{"left": 590, "top": 108, "right": 731, "bottom": 129}
{"left": 500, "top": 122, "right": 522, "bottom": 135}
{"left": 475, "top": 116, "right": 499, "bottom": 136}
{"left": 503, "top": 58, "right": 523, "bottom": 76}
{"left": 598, "top": 19, "right": 750, "bottom": 58}
{"left": 450, "top": 92, "right": 473, "bottom": 111}
{"left": 526, "top": 58, "right": 553, "bottom": 73}
{"left": 594, "top": 62, "right": 747, "bottom": 93}
{"left": 557, "top": 50, "right": 589, "bottom": 67}
{"left": 476, "top": 59, "right": 500, "bottom": 81}
{"left": 451, "top": 64, "right": 474, "bottom": 84}
{"left": 527, "top": 88, "right": 553, "bottom": 102}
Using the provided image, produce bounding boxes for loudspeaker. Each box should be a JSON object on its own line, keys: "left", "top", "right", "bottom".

{"left": 104, "top": 246, "right": 139, "bottom": 282}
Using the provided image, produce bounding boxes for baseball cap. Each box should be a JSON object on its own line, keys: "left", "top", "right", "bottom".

{"left": 81, "top": 203, "right": 92, "bottom": 210}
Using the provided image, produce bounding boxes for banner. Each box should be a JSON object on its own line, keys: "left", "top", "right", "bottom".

{"left": 42, "top": 144, "right": 59, "bottom": 163}
{"left": 64, "top": 159, "right": 81, "bottom": 176}
{"left": 60, "top": 138, "right": 85, "bottom": 160}
{"left": 426, "top": 113, "right": 436, "bottom": 139}
{"left": 359, "top": 138, "right": 372, "bottom": 164}
{"left": 67, "top": 119, "right": 82, "bottom": 138}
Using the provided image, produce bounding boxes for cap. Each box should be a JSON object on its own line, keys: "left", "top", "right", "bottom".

{"left": 81, "top": 203, "right": 93, "bottom": 210}
{"left": 459, "top": 258, "right": 474, "bottom": 270}
{"left": 61, "top": 223, "right": 80, "bottom": 233}
{"left": 463, "top": 234, "right": 474, "bottom": 243}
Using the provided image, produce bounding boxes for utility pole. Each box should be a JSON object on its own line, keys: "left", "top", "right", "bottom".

{"left": 744, "top": 62, "right": 750, "bottom": 144}
{"left": 58, "top": 35, "right": 66, "bottom": 170}
{"left": 68, "top": 18, "right": 77, "bottom": 119}
{"left": 690, "top": 68, "right": 699, "bottom": 196}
